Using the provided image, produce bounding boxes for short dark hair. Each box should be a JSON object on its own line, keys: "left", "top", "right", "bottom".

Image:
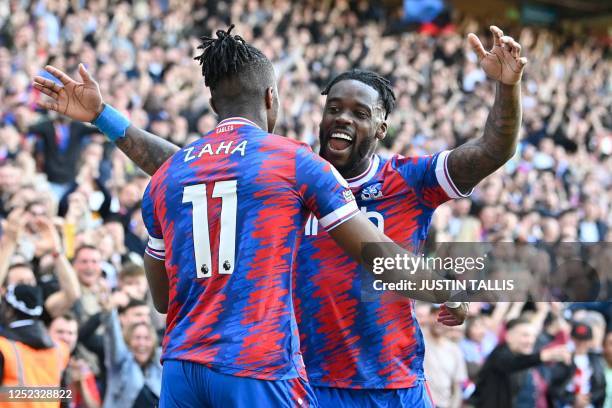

{"left": 322, "top": 69, "right": 396, "bottom": 119}
{"left": 506, "top": 317, "right": 532, "bottom": 331}
{"left": 194, "top": 24, "right": 275, "bottom": 109}
{"left": 73, "top": 245, "right": 99, "bottom": 261}
{"left": 119, "top": 263, "right": 145, "bottom": 280}
{"left": 54, "top": 311, "right": 77, "bottom": 323}
{"left": 118, "top": 298, "right": 148, "bottom": 315}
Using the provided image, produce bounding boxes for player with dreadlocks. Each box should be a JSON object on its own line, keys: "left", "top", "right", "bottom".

{"left": 33, "top": 26, "right": 455, "bottom": 407}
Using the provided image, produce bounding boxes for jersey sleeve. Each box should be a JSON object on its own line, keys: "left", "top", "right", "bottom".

{"left": 393, "top": 150, "right": 473, "bottom": 208}
{"left": 295, "top": 145, "right": 359, "bottom": 231}
{"left": 141, "top": 181, "right": 165, "bottom": 260}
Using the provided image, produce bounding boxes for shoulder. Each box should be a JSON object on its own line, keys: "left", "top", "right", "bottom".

{"left": 265, "top": 134, "right": 312, "bottom": 151}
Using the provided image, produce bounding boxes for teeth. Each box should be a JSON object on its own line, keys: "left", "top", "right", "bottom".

{"left": 331, "top": 133, "right": 352, "bottom": 141}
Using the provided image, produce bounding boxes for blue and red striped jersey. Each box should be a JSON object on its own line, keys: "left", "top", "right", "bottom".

{"left": 141, "top": 117, "right": 359, "bottom": 381}
{"left": 295, "top": 151, "right": 470, "bottom": 389}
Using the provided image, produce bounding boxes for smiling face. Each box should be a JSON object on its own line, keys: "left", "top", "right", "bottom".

{"left": 319, "top": 80, "right": 387, "bottom": 178}
{"left": 128, "top": 324, "right": 156, "bottom": 367}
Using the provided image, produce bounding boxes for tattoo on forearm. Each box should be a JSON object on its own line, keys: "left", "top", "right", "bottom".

{"left": 115, "top": 127, "right": 180, "bottom": 176}
{"left": 448, "top": 82, "right": 521, "bottom": 192}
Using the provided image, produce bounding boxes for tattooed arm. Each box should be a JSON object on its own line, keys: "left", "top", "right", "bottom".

{"left": 115, "top": 126, "right": 180, "bottom": 176}
{"left": 447, "top": 26, "right": 527, "bottom": 193}
{"left": 33, "top": 64, "right": 179, "bottom": 176}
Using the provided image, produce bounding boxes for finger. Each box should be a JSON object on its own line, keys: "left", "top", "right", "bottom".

{"left": 500, "top": 36, "right": 513, "bottom": 54}
{"left": 33, "top": 75, "right": 63, "bottom": 93}
{"left": 32, "top": 82, "right": 59, "bottom": 100}
{"left": 511, "top": 40, "right": 521, "bottom": 58}
{"left": 78, "top": 63, "right": 93, "bottom": 84}
{"left": 37, "top": 99, "right": 60, "bottom": 112}
{"left": 490, "top": 25, "right": 504, "bottom": 47}
{"left": 467, "top": 33, "right": 487, "bottom": 61}
{"left": 45, "top": 65, "right": 74, "bottom": 86}
{"left": 518, "top": 57, "right": 528, "bottom": 68}
{"left": 438, "top": 317, "right": 460, "bottom": 326}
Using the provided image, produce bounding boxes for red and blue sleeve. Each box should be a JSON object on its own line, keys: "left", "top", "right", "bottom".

{"left": 141, "top": 182, "right": 165, "bottom": 260}
{"left": 295, "top": 145, "right": 359, "bottom": 231}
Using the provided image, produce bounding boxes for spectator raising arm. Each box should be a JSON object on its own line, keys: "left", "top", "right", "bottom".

{"left": 0, "top": 208, "right": 29, "bottom": 286}
{"left": 36, "top": 217, "right": 81, "bottom": 318}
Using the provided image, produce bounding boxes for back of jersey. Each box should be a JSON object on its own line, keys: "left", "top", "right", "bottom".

{"left": 142, "top": 117, "right": 358, "bottom": 381}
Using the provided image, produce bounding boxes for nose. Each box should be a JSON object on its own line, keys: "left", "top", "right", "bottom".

{"left": 335, "top": 110, "right": 353, "bottom": 126}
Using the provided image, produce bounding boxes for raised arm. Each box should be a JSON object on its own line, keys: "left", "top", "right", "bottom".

{"left": 115, "top": 127, "right": 180, "bottom": 176}
{"left": 33, "top": 64, "right": 179, "bottom": 176}
{"left": 447, "top": 26, "right": 527, "bottom": 193}
{"left": 0, "top": 209, "right": 29, "bottom": 287}
{"left": 36, "top": 218, "right": 82, "bottom": 318}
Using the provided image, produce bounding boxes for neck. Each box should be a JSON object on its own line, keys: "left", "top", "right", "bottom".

{"left": 575, "top": 345, "right": 589, "bottom": 355}
{"left": 341, "top": 156, "right": 373, "bottom": 179}
{"left": 217, "top": 108, "right": 267, "bottom": 131}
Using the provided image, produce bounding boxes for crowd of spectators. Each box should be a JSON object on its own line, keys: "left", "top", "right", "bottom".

{"left": 0, "top": 0, "right": 610, "bottom": 407}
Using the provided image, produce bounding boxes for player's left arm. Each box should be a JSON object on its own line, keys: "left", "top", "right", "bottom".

{"left": 144, "top": 253, "right": 169, "bottom": 314}
{"left": 141, "top": 183, "right": 169, "bottom": 313}
{"left": 447, "top": 26, "right": 528, "bottom": 193}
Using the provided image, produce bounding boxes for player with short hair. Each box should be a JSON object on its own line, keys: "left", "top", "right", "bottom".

{"left": 296, "top": 26, "right": 526, "bottom": 407}
{"left": 34, "top": 26, "right": 450, "bottom": 407}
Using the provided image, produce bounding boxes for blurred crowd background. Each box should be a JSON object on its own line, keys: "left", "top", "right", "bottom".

{"left": 0, "top": 0, "right": 610, "bottom": 407}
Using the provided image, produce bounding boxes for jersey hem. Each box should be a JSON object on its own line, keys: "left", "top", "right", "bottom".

{"left": 160, "top": 356, "right": 306, "bottom": 381}
{"left": 307, "top": 374, "right": 426, "bottom": 389}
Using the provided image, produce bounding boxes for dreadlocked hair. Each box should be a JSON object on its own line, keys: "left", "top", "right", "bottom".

{"left": 322, "top": 69, "right": 396, "bottom": 119}
{"left": 194, "top": 24, "right": 270, "bottom": 90}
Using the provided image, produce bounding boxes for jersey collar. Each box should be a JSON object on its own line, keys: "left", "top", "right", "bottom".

{"left": 217, "top": 117, "right": 262, "bottom": 130}
{"left": 346, "top": 155, "right": 380, "bottom": 188}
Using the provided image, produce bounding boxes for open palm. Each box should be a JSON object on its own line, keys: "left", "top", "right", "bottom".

{"left": 468, "top": 26, "right": 528, "bottom": 85}
{"left": 33, "top": 64, "right": 104, "bottom": 122}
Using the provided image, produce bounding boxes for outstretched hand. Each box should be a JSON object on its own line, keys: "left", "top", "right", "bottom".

{"left": 33, "top": 64, "right": 104, "bottom": 122}
{"left": 437, "top": 303, "right": 468, "bottom": 326}
{"left": 468, "top": 26, "right": 528, "bottom": 85}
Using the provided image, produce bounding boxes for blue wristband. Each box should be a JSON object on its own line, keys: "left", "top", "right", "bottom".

{"left": 92, "top": 104, "right": 130, "bottom": 142}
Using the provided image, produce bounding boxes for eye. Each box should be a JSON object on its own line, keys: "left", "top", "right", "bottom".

{"left": 327, "top": 105, "right": 340, "bottom": 114}
{"left": 356, "top": 111, "right": 369, "bottom": 119}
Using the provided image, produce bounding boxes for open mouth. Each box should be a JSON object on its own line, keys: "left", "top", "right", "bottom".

{"left": 327, "top": 132, "right": 354, "bottom": 152}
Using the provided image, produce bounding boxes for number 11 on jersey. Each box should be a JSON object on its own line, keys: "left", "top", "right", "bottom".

{"left": 182, "top": 180, "right": 237, "bottom": 278}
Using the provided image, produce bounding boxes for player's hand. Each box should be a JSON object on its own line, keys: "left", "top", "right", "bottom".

{"left": 468, "top": 26, "right": 528, "bottom": 85}
{"left": 437, "top": 303, "right": 468, "bottom": 326}
{"left": 33, "top": 64, "right": 104, "bottom": 122}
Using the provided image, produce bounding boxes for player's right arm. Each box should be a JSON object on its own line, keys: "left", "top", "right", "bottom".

{"left": 33, "top": 64, "right": 179, "bottom": 176}
{"left": 296, "top": 147, "right": 453, "bottom": 303}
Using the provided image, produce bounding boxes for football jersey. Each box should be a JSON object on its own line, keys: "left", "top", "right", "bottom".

{"left": 296, "top": 151, "right": 470, "bottom": 389}
{"left": 141, "top": 117, "right": 359, "bottom": 381}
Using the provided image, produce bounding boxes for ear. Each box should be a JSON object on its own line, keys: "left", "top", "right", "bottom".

{"left": 209, "top": 98, "right": 218, "bottom": 116}
{"left": 265, "top": 87, "right": 274, "bottom": 110}
{"left": 376, "top": 120, "right": 388, "bottom": 141}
